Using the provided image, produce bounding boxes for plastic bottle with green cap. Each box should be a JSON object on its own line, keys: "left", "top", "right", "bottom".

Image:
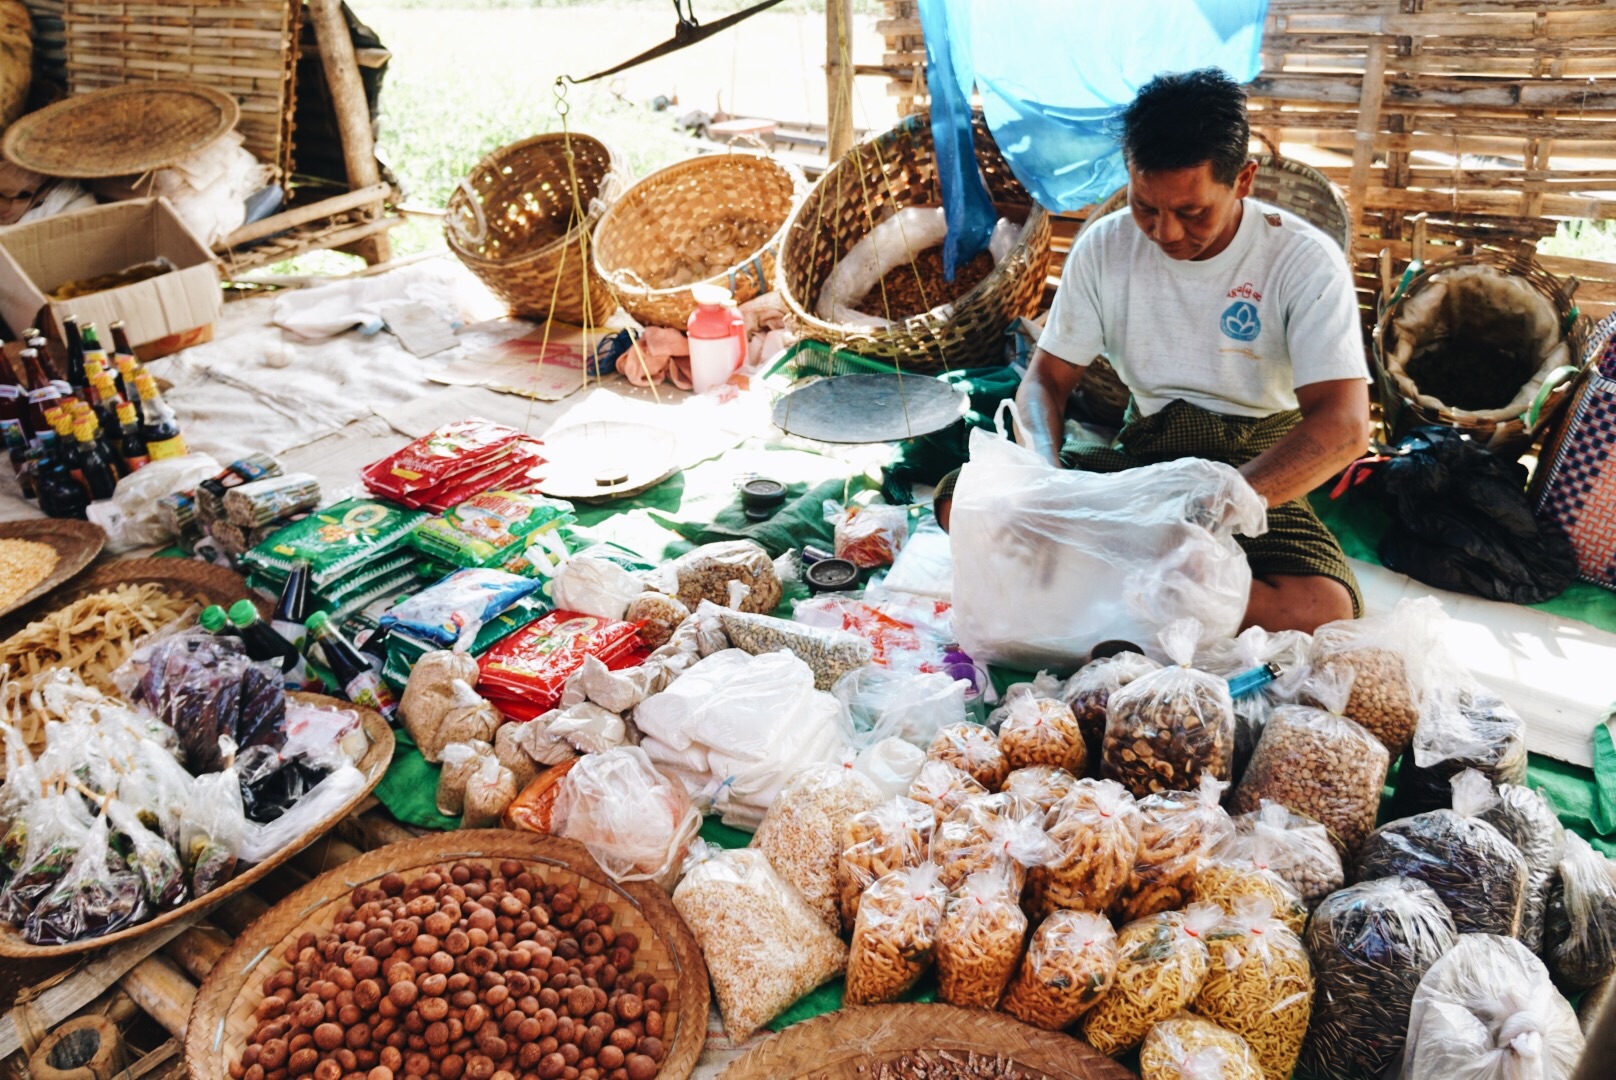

{"left": 228, "top": 599, "right": 314, "bottom": 690}
{"left": 307, "top": 610, "right": 396, "bottom": 719}
{"left": 198, "top": 604, "right": 237, "bottom": 637}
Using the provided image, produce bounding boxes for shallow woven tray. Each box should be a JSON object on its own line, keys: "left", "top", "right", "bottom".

{"left": 186, "top": 832, "right": 709, "bottom": 1080}
{"left": 0, "top": 692, "right": 393, "bottom": 958}
{"left": 0, "top": 555, "right": 268, "bottom": 641}
{"left": 717, "top": 1004, "right": 1136, "bottom": 1079}
{"left": 0, "top": 519, "right": 104, "bottom": 619}
{"left": 3, "top": 82, "right": 240, "bottom": 179}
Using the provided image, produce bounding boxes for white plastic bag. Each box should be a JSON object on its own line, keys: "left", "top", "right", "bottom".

{"left": 552, "top": 747, "right": 701, "bottom": 890}
{"left": 853, "top": 737, "right": 926, "bottom": 799}
{"left": 87, "top": 453, "right": 221, "bottom": 552}
{"left": 951, "top": 414, "right": 1266, "bottom": 670}
{"left": 880, "top": 516, "right": 953, "bottom": 600}
{"left": 833, "top": 666, "right": 967, "bottom": 750}
{"left": 1400, "top": 934, "right": 1583, "bottom": 1080}
{"left": 549, "top": 556, "right": 645, "bottom": 620}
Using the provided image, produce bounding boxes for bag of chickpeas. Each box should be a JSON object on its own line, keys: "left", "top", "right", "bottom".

{"left": 1082, "top": 903, "right": 1222, "bottom": 1055}
{"left": 1113, "top": 774, "right": 1232, "bottom": 923}
{"left": 1308, "top": 595, "right": 1449, "bottom": 758}
{"left": 934, "top": 865, "right": 1027, "bottom": 1009}
{"left": 1026, "top": 777, "right": 1142, "bottom": 919}
{"left": 1102, "top": 620, "right": 1235, "bottom": 799}
{"left": 1141, "top": 1015, "right": 1265, "bottom": 1080}
{"left": 1001, "top": 908, "right": 1119, "bottom": 1030}
{"left": 1214, "top": 800, "right": 1344, "bottom": 912}
{"left": 1192, "top": 898, "right": 1315, "bottom": 1080}
{"left": 837, "top": 795, "right": 934, "bottom": 928}
{"left": 845, "top": 862, "right": 947, "bottom": 1005}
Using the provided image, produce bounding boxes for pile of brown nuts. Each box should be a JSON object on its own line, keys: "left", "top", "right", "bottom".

{"left": 232, "top": 861, "right": 671, "bottom": 1080}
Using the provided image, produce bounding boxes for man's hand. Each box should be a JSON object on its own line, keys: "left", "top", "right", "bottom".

{"left": 1013, "top": 347, "right": 1086, "bottom": 466}
{"left": 1240, "top": 379, "right": 1370, "bottom": 507}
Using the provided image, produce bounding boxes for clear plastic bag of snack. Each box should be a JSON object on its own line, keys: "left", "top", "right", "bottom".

{"left": 753, "top": 761, "right": 884, "bottom": 933}
{"left": 1026, "top": 777, "right": 1142, "bottom": 918}
{"left": 178, "top": 765, "right": 246, "bottom": 896}
{"left": 1082, "top": 904, "right": 1222, "bottom": 1055}
{"left": 672, "top": 844, "right": 847, "bottom": 1041}
{"left": 1195, "top": 626, "right": 1311, "bottom": 782}
{"left": 1355, "top": 806, "right": 1529, "bottom": 938}
{"left": 104, "top": 800, "right": 187, "bottom": 909}
{"left": 1547, "top": 832, "right": 1616, "bottom": 992}
{"left": 1001, "top": 908, "right": 1119, "bottom": 1030}
{"left": 399, "top": 651, "right": 500, "bottom": 763}
{"left": 501, "top": 759, "right": 576, "bottom": 833}
{"left": 926, "top": 722, "right": 1009, "bottom": 791}
{"left": 718, "top": 608, "right": 873, "bottom": 692}
{"left": 658, "top": 540, "right": 783, "bottom": 614}
{"left": 1065, "top": 651, "right": 1162, "bottom": 768}
{"left": 1399, "top": 685, "right": 1528, "bottom": 815}
{"left": 1189, "top": 854, "right": 1307, "bottom": 936}
{"left": 380, "top": 568, "right": 543, "bottom": 650}
{"left": 906, "top": 759, "right": 988, "bottom": 824}
{"left": 1300, "top": 876, "right": 1458, "bottom": 1080}
{"left": 1102, "top": 620, "right": 1235, "bottom": 798}
{"left": 1141, "top": 1015, "right": 1264, "bottom": 1080}
{"left": 934, "top": 865, "right": 1027, "bottom": 1009}
{"left": 838, "top": 796, "right": 934, "bottom": 928}
{"left": 435, "top": 739, "right": 493, "bottom": 817}
{"left": 460, "top": 755, "right": 517, "bottom": 829}
{"left": 624, "top": 591, "right": 690, "bottom": 650}
{"left": 23, "top": 813, "right": 149, "bottom": 945}
{"left": 1451, "top": 769, "right": 1564, "bottom": 954}
{"left": 1400, "top": 934, "right": 1583, "bottom": 1080}
{"left": 1214, "top": 801, "right": 1343, "bottom": 911}
{"left": 1114, "top": 774, "right": 1232, "bottom": 923}
{"left": 997, "top": 692, "right": 1087, "bottom": 775}
{"left": 845, "top": 862, "right": 947, "bottom": 1005}
{"left": 929, "top": 792, "right": 1057, "bottom": 892}
{"left": 1002, "top": 764, "right": 1078, "bottom": 820}
{"left": 1308, "top": 596, "right": 1450, "bottom": 757}
{"left": 553, "top": 747, "right": 702, "bottom": 890}
{"left": 826, "top": 500, "right": 908, "bottom": 569}
{"left": 1192, "top": 898, "right": 1314, "bottom": 1080}
{"left": 0, "top": 793, "right": 94, "bottom": 925}
{"left": 1230, "top": 666, "right": 1388, "bottom": 856}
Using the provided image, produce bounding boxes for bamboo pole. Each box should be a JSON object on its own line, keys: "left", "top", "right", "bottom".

{"left": 117, "top": 957, "right": 195, "bottom": 1041}
{"left": 306, "top": 0, "right": 391, "bottom": 266}
{"left": 1347, "top": 36, "right": 1389, "bottom": 244}
{"left": 826, "top": 0, "right": 855, "bottom": 163}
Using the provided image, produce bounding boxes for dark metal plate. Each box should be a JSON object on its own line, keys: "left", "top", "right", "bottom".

{"left": 771, "top": 373, "right": 970, "bottom": 444}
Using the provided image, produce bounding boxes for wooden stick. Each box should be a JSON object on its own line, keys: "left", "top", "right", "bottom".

{"left": 217, "top": 184, "right": 392, "bottom": 250}
{"left": 117, "top": 956, "right": 195, "bottom": 1041}
{"left": 208, "top": 890, "right": 272, "bottom": 938}
{"left": 162, "top": 925, "right": 233, "bottom": 984}
{"left": 110, "top": 1039, "right": 180, "bottom": 1080}
{"left": 306, "top": 0, "right": 392, "bottom": 266}
{"left": 826, "top": 0, "right": 856, "bottom": 163}
{"left": 1347, "top": 37, "right": 1389, "bottom": 242}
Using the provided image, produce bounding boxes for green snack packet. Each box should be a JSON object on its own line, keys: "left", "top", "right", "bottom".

{"left": 314, "top": 552, "right": 422, "bottom": 608}
{"left": 242, "top": 497, "right": 426, "bottom": 588}
{"left": 409, "top": 491, "right": 574, "bottom": 575}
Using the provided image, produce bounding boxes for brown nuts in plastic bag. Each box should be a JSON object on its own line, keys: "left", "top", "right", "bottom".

{"left": 844, "top": 863, "right": 946, "bottom": 1006}
{"left": 1066, "top": 651, "right": 1162, "bottom": 767}
{"left": 668, "top": 540, "right": 782, "bottom": 614}
{"left": 1102, "top": 621, "right": 1235, "bottom": 798}
{"left": 1308, "top": 597, "right": 1449, "bottom": 758}
{"left": 1001, "top": 908, "right": 1118, "bottom": 1030}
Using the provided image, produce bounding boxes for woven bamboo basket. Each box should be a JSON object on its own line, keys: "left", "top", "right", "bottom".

{"left": 1074, "top": 150, "right": 1353, "bottom": 427}
{"left": 592, "top": 149, "right": 806, "bottom": 328}
{"left": 777, "top": 110, "right": 1053, "bottom": 375}
{"left": 446, "top": 133, "right": 630, "bottom": 326}
{"left": 0, "top": 693, "right": 393, "bottom": 959}
{"left": 1373, "top": 250, "right": 1590, "bottom": 459}
{"left": 0, "top": 519, "right": 103, "bottom": 619}
{"left": 186, "top": 831, "right": 709, "bottom": 1080}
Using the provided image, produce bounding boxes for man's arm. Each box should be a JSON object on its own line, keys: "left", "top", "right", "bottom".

{"left": 1013, "top": 347, "right": 1087, "bottom": 466}
{"left": 1240, "top": 378, "right": 1369, "bottom": 506}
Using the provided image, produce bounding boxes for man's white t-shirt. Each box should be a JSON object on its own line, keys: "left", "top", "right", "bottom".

{"left": 1039, "top": 198, "right": 1368, "bottom": 419}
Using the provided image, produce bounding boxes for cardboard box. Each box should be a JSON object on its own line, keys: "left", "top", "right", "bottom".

{"left": 0, "top": 197, "right": 222, "bottom": 360}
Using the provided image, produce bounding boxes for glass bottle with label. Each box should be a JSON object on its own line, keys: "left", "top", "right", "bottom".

{"left": 73, "top": 416, "right": 117, "bottom": 502}
{"left": 306, "top": 611, "right": 396, "bottom": 718}
{"left": 272, "top": 561, "right": 312, "bottom": 654}
{"left": 228, "top": 600, "right": 315, "bottom": 691}
{"left": 114, "top": 400, "right": 149, "bottom": 473}
{"left": 133, "top": 370, "right": 187, "bottom": 459}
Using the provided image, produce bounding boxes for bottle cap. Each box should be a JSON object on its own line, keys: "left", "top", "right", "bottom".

{"left": 306, "top": 610, "right": 330, "bottom": 634}
{"left": 136, "top": 370, "right": 157, "bottom": 394}
{"left": 199, "top": 606, "right": 228, "bottom": 633}
{"left": 227, "top": 599, "right": 259, "bottom": 628}
{"left": 116, "top": 401, "right": 136, "bottom": 423}
{"left": 72, "top": 419, "right": 94, "bottom": 440}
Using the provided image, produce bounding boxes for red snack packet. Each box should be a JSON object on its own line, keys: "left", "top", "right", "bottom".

{"left": 363, "top": 418, "right": 546, "bottom": 510}
{"left": 478, "top": 611, "right": 645, "bottom": 715}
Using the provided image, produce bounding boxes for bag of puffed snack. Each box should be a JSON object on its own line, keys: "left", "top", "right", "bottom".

{"left": 934, "top": 865, "right": 1027, "bottom": 1009}
{"left": 844, "top": 862, "right": 947, "bottom": 1005}
{"left": 753, "top": 761, "right": 883, "bottom": 933}
{"left": 1026, "top": 777, "right": 1143, "bottom": 919}
{"left": 1001, "top": 908, "right": 1119, "bottom": 1031}
{"left": 838, "top": 796, "right": 934, "bottom": 928}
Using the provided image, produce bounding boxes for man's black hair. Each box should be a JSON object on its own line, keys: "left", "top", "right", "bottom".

{"left": 1121, "top": 68, "right": 1250, "bottom": 186}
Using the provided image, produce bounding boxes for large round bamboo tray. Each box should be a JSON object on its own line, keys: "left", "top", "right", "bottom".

{"left": 777, "top": 110, "right": 1053, "bottom": 375}
{"left": 592, "top": 149, "right": 805, "bottom": 328}
{"left": 0, "top": 693, "right": 393, "bottom": 959}
{"left": 446, "top": 133, "right": 630, "bottom": 326}
{"left": 1074, "top": 150, "right": 1353, "bottom": 428}
{"left": 1373, "top": 250, "right": 1590, "bottom": 459}
{"left": 0, "top": 519, "right": 104, "bottom": 619}
{"left": 718, "top": 1004, "right": 1136, "bottom": 1079}
{"left": 2, "top": 82, "right": 240, "bottom": 179}
{"left": 186, "top": 831, "right": 709, "bottom": 1080}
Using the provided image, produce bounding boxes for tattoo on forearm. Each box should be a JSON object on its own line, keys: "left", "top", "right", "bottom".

{"left": 1246, "top": 429, "right": 1327, "bottom": 499}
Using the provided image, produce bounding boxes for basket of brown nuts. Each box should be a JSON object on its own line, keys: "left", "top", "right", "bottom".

{"left": 186, "top": 832, "right": 709, "bottom": 1080}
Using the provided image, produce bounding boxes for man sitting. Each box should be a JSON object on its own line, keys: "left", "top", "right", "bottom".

{"left": 940, "top": 67, "right": 1370, "bottom": 634}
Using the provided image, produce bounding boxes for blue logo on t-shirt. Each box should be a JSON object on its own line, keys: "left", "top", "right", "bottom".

{"left": 1220, "top": 300, "right": 1261, "bottom": 341}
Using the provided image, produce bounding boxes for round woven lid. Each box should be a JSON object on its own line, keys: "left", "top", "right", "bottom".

{"left": 3, "top": 82, "right": 240, "bottom": 179}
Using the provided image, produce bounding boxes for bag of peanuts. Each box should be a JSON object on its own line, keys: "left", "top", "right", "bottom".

{"left": 1082, "top": 903, "right": 1223, "bottom": 1054}
{"left": 1195, "top": 626, "right": 1311, "bottom": 782}
{"left": 1214, "top": 801, "right": 1343, "bottom": 911}
{"left": 1546, "top": 832, "right": 1616, "bottom": 992}
{"left": 1113, "top": 774, "right": 1232, "bottom": 923}
{"left": 1300, "top": 877, "right": 1459, "bottom": 1080}
{"left": 934, "top": 865, "right": 1027, "bottom": 1009}
{"left": 1065, "top": 651, "right": 1162, "bottom": 767}
{"left": 845, "top": 862, "right": 947, "bottom": 1005}
{"left": 672, "top": 844, "right": 848, "bottom": 1040}
{"left": 1001, "top": 764, "right": 1078, "bottom": 820}
{"left": 1192, "top": 897, "right": 1314, "bottom": 1080}
{"left": 553, "top": 747, "right": 703, "bottom": 890}
{"left": 1397, "top": 683, "right": 1527, "bottom": 816}
{"left": 996, "top": 691, "right": 1087, "bottom": 775}
{"left": 906, "top": 759, "right": 988, "bottom": 824}
{"left": 838, "top": 796, "right": 935, "bottom": 928}
{"left": 1229, "top": 665, "right": 1389, "bottom": 856}
{"left": 1450, "top": 769, "right": 1563, "bottom": 953}
{"left": 655, "top": 540, "right": 783, "bottom": 614}
{"left": 929, "top": 792, "right": 1059, "bottom": 892}
{"left": 1026, "top": 777, "right": 1142, "bottom": 919}
{"left": 926, "top": 721, "right": 1009, "bottom": 791}
{"left": 1001, "top": 908, "right": 1119, "bottom": 1030}
{"left": 1102, "top": 620, "right": 1235, "bottom": 798}
{"left": 1308, "top": 595, "right": 1451, "bottom": 758}
{"left": 1355, "top": 805, "right": 1529, "bottom": 938}
{"left": 1141, "top": 1015, "right": 1265, "bottom": 1080}
{"left": 753, "top": 761, "right": 883, "bottom": 933}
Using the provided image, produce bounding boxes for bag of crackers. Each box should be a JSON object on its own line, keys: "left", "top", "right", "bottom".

{"left": 1113, "top": 774, "right": 1233, "bottom": 922}
{"left": 1026, "top": 777, "right": 1142, "bottom": 919}
{"left": 1001, "top": 908, "right": 1119, "bottom": 1031}
{"left": 1102, "top": 619, "right": 1235, "bottom": 798}
{"left": 996, "top": 689, "right": 1087, "bottom": 775}
{"left": 837, "top": 796, "right": 935, "bottom": 928}
{"left": 934, "top": 865, "right": 1027, "bottom": 1009}
{"left": 844, "top": 862, "right": 947, "bottom": 1005}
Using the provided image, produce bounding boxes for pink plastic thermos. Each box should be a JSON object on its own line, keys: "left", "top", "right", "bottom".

{"left": 687, "top": 283, "right": 747, "bottom": 393}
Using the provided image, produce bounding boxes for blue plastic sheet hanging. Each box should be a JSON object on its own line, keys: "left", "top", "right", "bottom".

{"left": 918, "top": 0, "right": 995, "bottom": 281}
{"left": 922, "top": 0, "right": 1269, "bottom": 215}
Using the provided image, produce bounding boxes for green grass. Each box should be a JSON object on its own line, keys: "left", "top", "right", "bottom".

{"left": 1538, "top": 219, "right": 1616, "bottom": 263}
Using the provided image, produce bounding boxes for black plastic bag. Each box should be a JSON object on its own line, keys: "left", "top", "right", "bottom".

{"left": 1350, "top": 426, "right": 1578, "bottom": 604}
